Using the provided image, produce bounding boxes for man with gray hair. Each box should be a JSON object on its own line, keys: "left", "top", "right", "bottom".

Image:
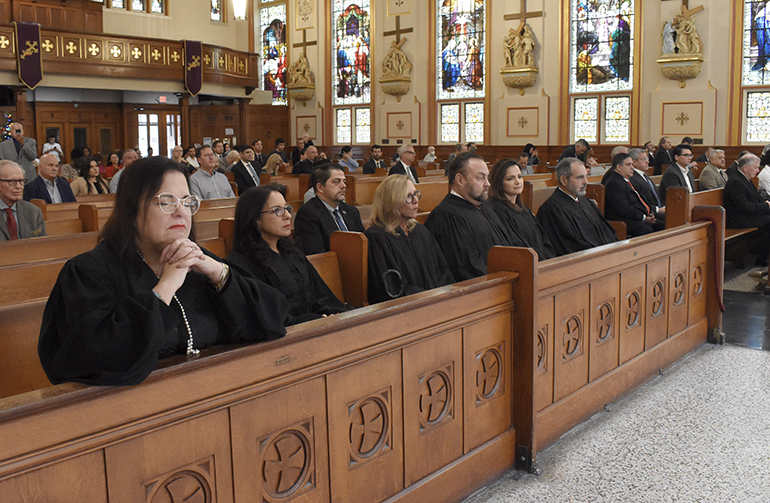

{"left": 108, "top": 148, "right": 139, "bottom": 193}
{"left": 558, "top": 138, "right": 589, "bottom": 162}
{"left": 389, "top": 144, "right": 419, "bottom": 183}
{"left": 628, "top": 148, "right": 665, "bottom": 222}
{"left": 0, "top": 122, "right": 37, "bottom": 181}
{"left": 0, "top": 160, "right": 45, "bottom": 240}
{"left": 698, "top": 149, "right": 727, "bottom": 190}
{"left": 537, "top": 158, "right": 617, "bottom": 256}
{"left": 724, "top": 154, "right": 770, "bottom": 266}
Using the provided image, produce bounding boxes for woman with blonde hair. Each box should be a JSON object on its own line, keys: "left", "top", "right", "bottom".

{"left": 263, "top": 153, "right": 284, "bottom": 175}
{"left": 365, "top": 175, "right": 453, "bottom": 304}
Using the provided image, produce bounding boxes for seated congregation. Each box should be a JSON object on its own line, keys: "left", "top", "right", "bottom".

{"left": 0, "top": 138, "right": 752, "bottom": 502}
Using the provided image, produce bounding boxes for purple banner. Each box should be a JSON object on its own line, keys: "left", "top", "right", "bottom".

{"left": 184, "top": 40, "right": 202, "bottom": 96}
{"left": 14, "top": 22, "right": 42, "bottom": 89}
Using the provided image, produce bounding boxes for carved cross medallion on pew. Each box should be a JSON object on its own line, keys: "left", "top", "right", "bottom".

{"left": 504, "top": 0, "right": 544, "bottom": 33}
{"left": 293, "top": 29, "right": 317, "bottom": 57}
{"left": 383, "top": 16, "right": 413, "bottom": 44}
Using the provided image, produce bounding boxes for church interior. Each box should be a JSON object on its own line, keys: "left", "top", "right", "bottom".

{"left": 0, "top": 0, "right": 768, "bottom": 501}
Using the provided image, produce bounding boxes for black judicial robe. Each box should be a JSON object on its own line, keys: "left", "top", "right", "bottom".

{"left": 38, "top": 241, "right": 289, "bottom": 387}
{"left": 227, "top": 240, "right": 349, "bottom": 324}
{"left": 490, "top": 198, "right": 556, "bottom": 261}
{"left": 536, "top": 188, "right": 617, "bottom": 257}
{"left": 365, "top": 223, "right": 455, "bottom": 304}
{"left": 425, "top": 194, "right": 512, "bottom": 281}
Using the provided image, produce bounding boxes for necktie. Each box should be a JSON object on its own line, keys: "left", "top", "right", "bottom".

{"left": 627, "top": 180, "right": 650, "bottom": 214}
{"left": 4, "top": 207, "right": 18, "bottom": 240}
{"left": 246, "top": 163, "right": 259, "bottom": 185}
{"left": 333, "top": 209, "right": 348, "bottom": 231}
{"left": 644, "top": 175, "right": 662, "bottom": 206}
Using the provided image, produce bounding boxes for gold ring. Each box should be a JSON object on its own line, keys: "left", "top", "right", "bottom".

{"left": 176, "top": 244, "right": 184, "bottom": 254}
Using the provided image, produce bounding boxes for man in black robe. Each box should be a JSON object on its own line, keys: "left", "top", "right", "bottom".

{"left": 724, "top": 154, "right": 770, "bottom": 266}
{"left": 425, "top": 153, "right": 512, "bottom": 281}
{"left": 537, "top": 158, "right": 617, "bottom": 256}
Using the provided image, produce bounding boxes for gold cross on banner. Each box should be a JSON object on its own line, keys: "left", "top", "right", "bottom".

{"left": 504, "top": 0, "right": 544, "bottom": 33}
{"left": 384, "top": 15, "right": 413, "bottom": 44}
{"left": 293, "top": 29, "right": 317, "bottom": 57}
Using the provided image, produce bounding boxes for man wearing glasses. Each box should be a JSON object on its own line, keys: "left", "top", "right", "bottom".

{"left": 190, "top": 145, "right": 235, "bottom": 200}
{"left": 0, "top": 160, "right": 45, "bottom": 240}
{"left": 389, "top": 144, "right": 420, "bottom": 183}
{"left": 659, "top": 144, "right": 697, "bottom": 202}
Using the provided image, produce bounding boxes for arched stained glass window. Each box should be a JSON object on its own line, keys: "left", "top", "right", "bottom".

{"left": 570, "top": 0, "right": 634, "bottom": 93}
{"left": 437, "top": 0, "right": 485, "bottom": 100}
{"left": 332, "top": 1, "right": 371, "bottom": 106}
{"left": 260, "top": 4, "right": 287, "bottom": 106}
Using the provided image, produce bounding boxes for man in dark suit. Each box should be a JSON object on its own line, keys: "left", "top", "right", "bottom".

{"left": 643, "top": 141, "right": 656, "bottom": 168}
{"left": 389, "top": 145, "right": 419, "bottom": 183}
{"left": 362, "top": 145, "right": 386, "bottom": 174}
{"left": 231, "top": 144, "right": 262, "bottom": 195}
{"left": 292, "top": 145, "right": 318, "bottom": 175}
{"left": 23, "top": 154, "right": 76, "bottom": 204}
{"left": 724, "top": 154, "right": 770, "bottom": 266}
{"left": 0, "top": 161, "right": 46, "bottom": 240}
{"left": 653, "top": 136, "right": 674, "bottom": 175}
{"left": 659, "top": 144, "right": 696, "bottom": 203}
{"left": 628, "top": 148, "right": 665, "bottom": 222}
{"left": 252, "top": 139, "right": 268, "bottom": 167}
{"left": 603, "top": 153, "right": 663, "bottom": 236}
{"left": 293, "top": 164, "right": 365, "bottom": 254}
{"left": 558, "top": 138, "right": 589, "bottom": 161}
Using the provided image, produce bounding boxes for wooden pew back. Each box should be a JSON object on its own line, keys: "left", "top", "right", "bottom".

{"left": 0, "top": 232, "right": 99, "bottom": 267}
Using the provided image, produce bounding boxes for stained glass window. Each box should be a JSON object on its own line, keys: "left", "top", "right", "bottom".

{"left": 437, "top": 0, "right": 485, "bottom": 100}
{"left": 260, "top": 4, "right": 287, "bottom": 106}
{"left": 150, "top": 0, "right": 163, "bottom": 14}
{"left": 111, "top": 0, "right": 125, "bottom": 8}
{"left": 336, "top": 109, "right": 352, "bottom": 144}
{"left": 441, "top": 103, "right": 460, "bottom": 143}
{"left": 747, "top": 91, "right": 770, "bottom": 142}
{"left": 744, "top": 1, "right": 770, "bottom": 85}
{"left": 132, "top": 0, "right": 145, "bottom": 11}
{"left": 355, "top": 108, "right": 371, "bottom": 144}
{"left": 574, "top": 97, "right": 598, "bottom": 143}
{"left": 211, "top": 0, "right": 223, "bottom": 21}
{"left": 570, "top": 0, "right": 634, "bottom": 93}
{"left": 604, "top": 96, "right": 630, "bottom": 142}
{"left": 465, "top": 103, "right": 484, "bottom": 143}
{"left": 332, "top": 1, "right": 371, "bottom": 106}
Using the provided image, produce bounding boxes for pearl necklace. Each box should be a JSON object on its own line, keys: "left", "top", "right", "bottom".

{"left": 138, "top": 251, "right": 199, "bottom": 356}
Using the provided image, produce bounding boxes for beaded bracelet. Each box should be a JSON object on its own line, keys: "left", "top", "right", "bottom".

{"left": 212, "top": 263, "right": 230, "bottom": 292}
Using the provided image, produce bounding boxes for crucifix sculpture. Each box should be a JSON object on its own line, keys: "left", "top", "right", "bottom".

{"left": 293, "top": 29, "right": 317, "bottom": 57}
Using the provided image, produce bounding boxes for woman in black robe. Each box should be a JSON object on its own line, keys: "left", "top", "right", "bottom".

{"left": 488, "top": 159, "right": 556, "bottom": 261}
{"left": 228, "top": 183, "right": 349, "bottom": 324}
{"left": 38, "top": 158, "right": 289, "bottom": 387}
{"left": 366, "top": 175, "right": 454, "bottom": 304}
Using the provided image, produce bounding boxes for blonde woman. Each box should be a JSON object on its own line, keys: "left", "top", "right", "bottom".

{"left": 263, "top": 153, "right": 284, "bottom": 175}
{"left": 365, "top": 175, "right": 453, "bottom": 304}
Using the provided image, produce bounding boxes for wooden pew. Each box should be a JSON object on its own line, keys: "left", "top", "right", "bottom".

{"left": 30, "top": 198, "right": 114, "bottom": 222}
{"left": 489, "top": 206, "right": 723, "bottom": 459}
{"left": 0, "top": 232, "right": 99, "bottom": 267}
{"left": 0, "top": 272, "right": 520, "bottom": 503}
{"left": 259, "top": 173, "right": 309, "bottom": 201}
{"left": 193, "top": 199, "right": 237, "bottom": 240}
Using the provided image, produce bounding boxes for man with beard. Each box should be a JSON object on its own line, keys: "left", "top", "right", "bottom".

{"left": 362, "top": 144, "right": 386, "bottom": 174}
{"left": 425, "top": 154, "right": 512, "bottom": 281}
{"left": 537, "top": 158, "right": 617, "bottom": 256}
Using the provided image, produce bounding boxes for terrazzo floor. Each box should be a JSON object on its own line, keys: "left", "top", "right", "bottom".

{"left": 463, "top": 343, "right": 770, "bottom": 503}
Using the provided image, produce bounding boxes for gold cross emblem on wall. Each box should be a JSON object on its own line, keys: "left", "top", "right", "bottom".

{"left": 676, "top": 112, "right": 690, "bottom": 126}
{"left": 110, "top": 45, "right": 122, "bottom": 58}
{"left": 151, "top": 49, "right": 162, "bottom": 61}
{"left": 42, "top": 39, "right": 54, "bottom": 52}
{"left": 518, "top": 116, "right": 528, "bottom": 128}
{"left": 66, "top": 41, "right": 78, "bottom": 54}
{"left": 171, "top": 51, "right": 180, "bottom": 62}
{"left": 203, "top": 54, "right": 211, "bottom": 65}
{"left": 132, "top": 47, "right": 142, "bottom": 59}
{"left": 0, "top": 36, "right": 9, "bottom": 49}
{"left": 88, "top": 43, "right": 100, "bottom": 56}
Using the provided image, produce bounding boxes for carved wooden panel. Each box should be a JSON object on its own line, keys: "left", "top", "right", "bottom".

{"left": 463, "top": 313, "right": 511, "bottom": 452}
{"left": 645, "top": 258, "right": 669, "bottom": 350}
{"left": 619, "top": 265, "right": 646, "bottom": 364}
{"left": 105, "top": 410, "right": 233, "bottom": 503}
{"left": 688, "top": 246, "right": 707, "bottom": 326}
{"left": 668, "top": 251, "right": 690, "bottom": 337}
{"left": 589, "top": 274, "right": 620, "bottom": 382}
{"left": 553, "top": 284, "right": 589, "bottom": 402}
{"left": 402, "top": 329, "right": 462, "bottom": 485}
{"left": 230, "top": 377, "right": 329, "bottom": 503}
{"left": 535, "top": 297, "right": 554, "bottom": 412}
{"left": 327, "top": 351, "right": 403, "bottom": 503}
{"left": 0, "top": 451, "right": 107, "bottom": 502}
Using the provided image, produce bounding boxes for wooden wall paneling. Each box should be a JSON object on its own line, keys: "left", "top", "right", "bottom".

{"left": 0, "top": 1, "right": 11, "bottom": 23}
{"left": 0, "top": 451, "right": 107, "bottom": 502}
{"left": 462, "top": 313, "right": 513, "bottom": 453}
{"left": 326, "top": 350, "right": 404, "bottom": 503}
{"left": 230, "top": 377, "right": 329, "bottom": 503}
{"left": 104, "top": 410, "right": 234, "bottom": 503}
{"left": 13, "top": 0, "right": 102, "bottom": 33}
{"left": 688, "top": 246, "right": 707, "bottom": 326}
{"left": 552, "top": 284, "right": 590, "bottom": 403}
{"left": 535, "top": 297, "right": 554, "bottom": 412}
{"left": 588, "top": 274, "right": 620, "bottom": 382}
{"left": 619, "top": 266, "right": 646, "bottom": 364}
{"left": 246, "top": 104, "right": 289, "bottom": 147}
{"left": 402, "top": 329, "right": 463, "bottom": 486}
{"left": 645, "top": 258, "right": 670, "bottom": 350}
{"left": 667, "top": 251, "right": 691, "bottom": 338}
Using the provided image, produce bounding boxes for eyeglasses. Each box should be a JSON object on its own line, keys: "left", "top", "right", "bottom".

{"left": 0, "top": 179, "right": 27, "bottom": 187}
{"left": 405, "top": 191, "right": 421, "bottom": 203}
{"left": 156, "top": 193, "right": 200, "bottom": 215}
{"left": 679, "top": 153, "right": 693, "bottom": 157}
{"left": 261, "top": 204, "right": 293, "bottom": 217}
{"left": 403, "top": 150, "right": 416, "bottom": 155}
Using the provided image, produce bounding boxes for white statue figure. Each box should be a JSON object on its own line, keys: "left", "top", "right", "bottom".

{"left": 521, "top": 25, "right": 536, "bottom": 67}
{"left": 381, "top": 40, "right": 412, "bottom": 80}
{"left": 673, "top": 14, "right": 703, "bottom": 54}
{"left": 662, "top": 19, "right": 676, "bottom": 54}
{"left": 503, "top": 28, "right": 520, "bottom": 68}
{"left": 288, "top": 53, "right": 314, "bottom": 87}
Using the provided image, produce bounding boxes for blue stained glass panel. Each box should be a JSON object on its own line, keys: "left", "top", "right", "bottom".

{"left": 744, "top": 1, "right": 770, "bottom": 85}
{"left": 436, "top": 0, "right": 485, "bottom": 100}
{"left": 332, "top": 1, "right": 371, "bottom": 105}
{"left": 261, "top": 4, "right": 287, "bottom": 105}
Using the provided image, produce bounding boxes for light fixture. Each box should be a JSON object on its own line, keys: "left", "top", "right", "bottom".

{"left": 233, "top": 0, "right": 247, "bottom": 20}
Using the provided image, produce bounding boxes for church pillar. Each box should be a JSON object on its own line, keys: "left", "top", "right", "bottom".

{"left": 13, "top": 87, "right": 27, "bottom": 125}
{"left": 180, "top": 93, "right": 191, "bottom": 148}
{"left": 238, "top": 97, "right": 251, "bottom": 145}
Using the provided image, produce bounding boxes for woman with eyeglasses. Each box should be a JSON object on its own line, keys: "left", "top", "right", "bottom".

{"left": 228, "top": 183, "right": 349, "bottom": 323}
{"left": 365, "top": 175, "right": 454, "bottom": 304}
{"left": 38, "top": 157, "right": 289, "bottom": 386}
